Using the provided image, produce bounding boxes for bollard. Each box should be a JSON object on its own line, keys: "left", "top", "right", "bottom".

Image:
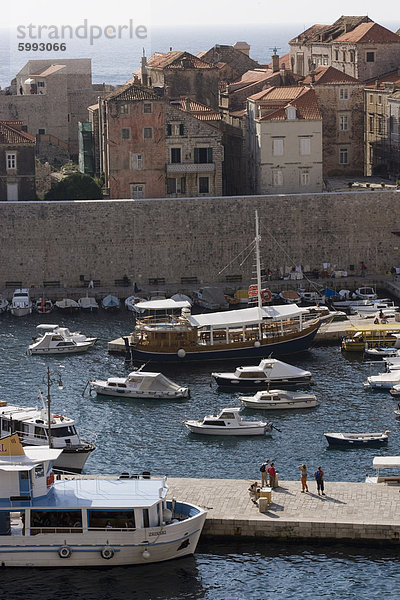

{"left": 259, "top": 497, "right": 270, "bottom": 513}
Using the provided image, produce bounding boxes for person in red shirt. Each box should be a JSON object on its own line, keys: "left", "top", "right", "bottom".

{"left": 267, "top": 462, "right": 276, "bottom": 488}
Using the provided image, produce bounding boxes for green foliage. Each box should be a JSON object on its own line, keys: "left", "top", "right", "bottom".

{"left": 44, "top": 173, "right": 102, "bottom": 200}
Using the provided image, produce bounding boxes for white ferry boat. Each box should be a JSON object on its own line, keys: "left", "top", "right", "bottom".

{"left": 0, "top": 434, "right": 207, "bottom": 567}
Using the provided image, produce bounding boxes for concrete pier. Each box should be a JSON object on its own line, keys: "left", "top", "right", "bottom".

{"left": 167, "top": 478, "right": 400, "bottom": 544}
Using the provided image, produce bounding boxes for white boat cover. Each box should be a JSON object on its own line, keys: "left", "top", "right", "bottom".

{"left": 372, "top": 456, "right": 400, "bottom": 469}
{"left": 188, "top": 305, "right": 308, "bottom": 328}
{"left": 135, "top": 299, "right": 191, "bottom": 310}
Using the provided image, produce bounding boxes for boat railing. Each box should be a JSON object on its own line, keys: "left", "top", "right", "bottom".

{"left": 30, "top": 526, "right": 83, "bottom": 535}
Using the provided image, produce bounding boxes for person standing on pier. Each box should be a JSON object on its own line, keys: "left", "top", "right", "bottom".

{"left": 260, "top": 459, "right": 269, "bottom": 488}
{"left": 361, "top": 262, "right": 367, "bottom": 277}
{"left": 268, "top": 462, "right": 277, "bottom": 488}
{"left": 314, "top": 466, "right": 325, "bottom": 496}
{"left": 298, "top": 464, "right": 309, "bottom": 492}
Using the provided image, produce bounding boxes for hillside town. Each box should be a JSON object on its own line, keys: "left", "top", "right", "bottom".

{"left": 1, "top": 14, "right": 400, "bottom": 200}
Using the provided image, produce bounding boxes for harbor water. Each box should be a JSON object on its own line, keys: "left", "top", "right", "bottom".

{"left": 1, "top": 308, "right": 400, "bottom": 598}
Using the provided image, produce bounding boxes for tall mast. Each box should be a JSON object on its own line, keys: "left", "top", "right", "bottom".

{"left": 255, "top": 210, "right": 262, "bottom": 309}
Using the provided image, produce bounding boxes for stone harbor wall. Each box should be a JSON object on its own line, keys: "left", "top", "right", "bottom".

{"left": 0, "top": 191, "right": 399, "bottom": 289}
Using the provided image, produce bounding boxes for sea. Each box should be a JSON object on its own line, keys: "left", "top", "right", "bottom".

{"left": 2, "top": 18, "right": 400, "bottom": 598}
{"left": 1, "top": 306, "right": 400, "bottom": 598}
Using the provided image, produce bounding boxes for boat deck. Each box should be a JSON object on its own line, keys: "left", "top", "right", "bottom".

{"left": 166, "top": 477, "right": 400, "bottom": 544}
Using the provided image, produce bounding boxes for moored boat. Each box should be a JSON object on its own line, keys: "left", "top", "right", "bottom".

{"left": 239, "top": 389, "right": 318, "bottom": 410}
{"left": 365, "top": 370, "right": 400, "bottom": 389}
{"left": 0, "top": 295, "right": 9, "bottom": 314}
{"left": 101, "top": 294, "right": 120, "bottom": 311}
{"left": 0, "top": 433, "right": 207, "bottom": 567}
{"left": 0, "top": 400, "right": 95, "bottom": 473}
{"left": 55, "top": 298, "right": 80, "bottom": 312}
{"left": 35, "top": 297, "right": 54, "bottom": 314}
{"left": 89, "top": 369, "right": 190, "bottom": 399}
{"left": 184, "top": 407, "right": 272, "bottom": 436}
{"left": 9, "top": 288, "right": 32, "bottom": 317}
{"left": 341, "top": 325, "right": 400, "bottom": 352}
{"left": 325, "top": 431, "right": 390, "bottom": 446}
{"left": 212, "top": 358, "right": 313, "bottom": 389}
{"left": 78, "top": 296, "right": 99, "bottom": 310}
{"left": 28, "top": 328, "right": 96, "bottom": 355}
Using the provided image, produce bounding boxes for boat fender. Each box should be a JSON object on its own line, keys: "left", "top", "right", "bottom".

{"left": 58, "top": 545, "right": 72, "bottom": 559}
{"left": 177, "top": 348, "right": 186, "bottom": 358}
{"left": 254, "top": 341, "right": 260, "bottom": 348}
{"left": 100, "top": 546, "right": 114, "bottom": 560}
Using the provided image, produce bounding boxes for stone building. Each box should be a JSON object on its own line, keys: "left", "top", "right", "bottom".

{"left": 365, "top": 69, "right": 400, "bottom": 177}
{"left": 302, "top": 66, "right": 364, "bottom": 176}
{"left": 139, "top": 51, "right": 220, "bottom": 109}
{"left": 0, "top": 121, "right": 36, "bottom": 200}
{"left": 289, "top": 16, "right": 400, "bottom": 82}
{"left": 246, "top": 87, "right": 323, "bottom": 194}
{"left": 387, "top": 91, "right": 400, "bottom": 180}
{"left": 93, "top": 83, "right": 224, "bottom": 199}
{"left": 0, "top": 59, "right": 111, "bottom": 163}
{"left": 199, "top": 43, "right": 260, "bottom": 84}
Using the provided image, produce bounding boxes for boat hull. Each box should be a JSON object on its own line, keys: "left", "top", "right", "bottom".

{"left": 185, "top": 424, "right": 269, "bottom": 435}
{"left": 52, "top": 445, "right": 96, "bottom": 473}
{"left": 91, "top": 384, "right": 189, "bottom": 399}
{"left": 0, "top": 504, "right": 206, "bottom": 567}
{"left": 10, "top": 307, "right": 32, "bottom": 317}
{"left": 213, "top": 374, "right": 313, "bottom": 389}
{"left": 131, "top": 325, "right": 319, "bottom": 363}
{"left": 240, "top": 397, "right": 318, "bottom": 409}
{"left": 325, "top": 434, "right": 388, "bottom": 446}
{"left": 30, "top": 342, "right": 95, "bottom": 355}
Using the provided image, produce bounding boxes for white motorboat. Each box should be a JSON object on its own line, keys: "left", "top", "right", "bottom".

{"left": 364, "top": 336, "right": 400, "bottom": 358}
{"left": 0, "top": 433, "right": 206, "bottom": 567}
{"left": 9, "top": 288, "right": 32, "bottom": 317}
{"left": 353, "top": 286, "right": 377, "bottom": 300}
{"left": 0, "top": 295, "right": 9, "bottom": 314}
{"left": 192, "top": 286, "right": 229, "bottom": 311}
{"left": 365, "top": 370, "right": 400, "bottom": 389}
{"left": 35, "top": 297, "right": 54, "bottom": 314}
{"left": 355, "top": 300, "right": 398, "bottom": 318}
{"left": 239, "top": 389, "right": 319, "bottom": 410}
{"left": 0, "top": 400, "right": 95, "bottom": 473}
{"left": 32, "top": 324, "right": 97, "bottom": 345}
{"left": 184, "top": 407, "right": 272, "bottom": 436}
{"left": 89, "top": 369, "right": 190, "bottom": 399}
{"left": 389, "top": 384, "right": 400, "bottom": 397}
{"left": 102, "top": 294, "right": 120, "bottom": 310}
{"left": 212, "top": 358, "right": 313, "bottom": 389}
{"left": 28, "top": 328, "right": 96, "bottom": 355}
{"left": 78, "top": 295, "right": 99, "bottom": 310}
{"left": 125, "top": 295, "right": 147, "bottom": 313}
{"left": 297, "top": 289, "right": 325, "bottom": 305}
{"left": 325, "top": 431, "right": 390, "bottom": 447}
{"left": 54, "top": 298, "right": 80, "bottom": 311}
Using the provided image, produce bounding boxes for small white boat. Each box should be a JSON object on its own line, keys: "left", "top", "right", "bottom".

{"left": 279, "top": 290, "right": 300, "bottom": 304}
{"left": 356, "top": 301, "right": 397, "bottom": 318}
{"left": 55, "top": 298, "right": 80, "bottom": 311}
{"left": 101, "top": 294, "right": 120, "bottom": 311}
{"left": 184, "top": 407, "right": 272, "bottom": 436}
{"left": 192, "top": 286, "right": 229, "bottom": 311}
{"left": 28, "top": 329, "right": 96, "bottom": 355}
{"left": 0, "top": 433, "right": 206, "bottom": 567}
{"left": 239, "top": 389, "right": 319, "bottom": 410}
{"left": 125, "top": 295, "right": 147, "bottom": 313}
{"left": 35, "top": 297, "right": 54, "bottom": 314}
{"left": 32, "top": 324, "right": 97, "bottom": 345}
{"left": 78, "top": 296, "right": 99, "bottom": 310}
{"left": 297, "top": 290, "right": 325, "bottom": 305}
{"left": 89, "top": 369, "right": 189, "bottom": 399}
{"left": 0, "top": 400, "right": 95, "bottom": 473}
{"left": 389, "top": 385, "right": 400, "bottom": 397}
{"left": 353, "top": 286, "right": 377, "bottom": 300}
{"left": 212, "top": 358, "right": 313, "bottom": 389}
{"left": 325, "top": 431, "right": 390, "bottom": 446}
{"left": 9, "top": 288, "right": 32, "bottom": 317}
{"left": 365, "top": 370, "right": 400, "bottom": 389}
{"left": 0, "top": 295, "right": 9, "bottom": 314}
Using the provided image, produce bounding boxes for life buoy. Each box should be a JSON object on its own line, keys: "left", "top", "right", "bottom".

{"left": 53, "top": 414, "right": 61, "bottom": 418}
{"left": 46, "top": 472, "right": 55, "bottom": 487}
{"left": 100, "top": 546, "right": 114, "bottom": 560}
{"left": 58, "top": 545, "right": 72, "bottom": 558}
{"left": 261, "top": 289, "right": 272, "bottom": 303}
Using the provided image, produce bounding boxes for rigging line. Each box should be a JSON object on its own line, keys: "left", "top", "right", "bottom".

{"left": 239, "top": 243, "right": 257, "bottom": 268}
{"left": 217, "top": 239, "right": 256, "bottom": 275}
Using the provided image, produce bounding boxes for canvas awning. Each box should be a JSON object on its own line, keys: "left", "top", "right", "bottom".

{"left": 188, "top": 305, "right": 307, "bottom": 329}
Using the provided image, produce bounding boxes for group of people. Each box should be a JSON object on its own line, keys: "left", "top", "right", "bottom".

{"left": 249, "top": 461, "right": 326, "bottom": 501}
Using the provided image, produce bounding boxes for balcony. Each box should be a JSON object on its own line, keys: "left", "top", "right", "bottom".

{"left": 166, "top": 162, "right": 215, "bottom": 173}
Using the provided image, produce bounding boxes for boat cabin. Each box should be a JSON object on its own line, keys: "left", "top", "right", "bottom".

{"left": 341, "top": 325, "right": 400, "bottom": 352}
{"left": 366, "top": 456, "right": 400, "bottom": 484}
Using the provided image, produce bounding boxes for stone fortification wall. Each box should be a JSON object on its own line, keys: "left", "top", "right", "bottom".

{"left": 0, "top": 191, "right": 399, "bottom": 289}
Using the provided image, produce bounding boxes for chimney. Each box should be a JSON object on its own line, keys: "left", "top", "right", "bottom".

{"left": 141, "top": 48, "right": 148, "bottom": 86}
{"left": 272, "top": 53, "right": 279, "bottom": 73}
{"left": 280, "top": 63, "right": 286, "bottom": 84}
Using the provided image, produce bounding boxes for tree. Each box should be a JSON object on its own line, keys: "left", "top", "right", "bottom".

{"left": 45, "top": 173, "right": 103, "bottom": 200}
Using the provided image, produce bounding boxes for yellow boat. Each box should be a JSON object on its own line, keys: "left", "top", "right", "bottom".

{"left": 341, "top": 324, "right": 400, "bottom": 352}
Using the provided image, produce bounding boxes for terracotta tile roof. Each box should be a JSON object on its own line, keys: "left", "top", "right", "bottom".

{"left": 365, "top": 70, "right": 400, "bottom": 89}
{"left": 0, "top": 121, "right": 35, "bottom": 144}
{"left": 250, "top": 88, "right": 321, "bottom": 121}
{"left": 173, "top": 98, "right": 221, "bottom": 121}
{"left": 335, "top": 22, "right": 400, "bottom": 43}
{"left": 30, "top": 64, "right": 66, "bottom": 77}
{"left": 302, "top": 66, "right": 361, "bottom": 85}
{"left": 147, "top": 51, "right": 213, "bottom": 70}
{"left": 290, "top": 16, "right": 372, "bottom": 45}
{"left": 105, "top": 83, "right": 161, "bottom": 102}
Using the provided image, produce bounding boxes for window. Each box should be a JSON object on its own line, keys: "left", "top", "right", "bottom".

{"left": 272, "top": 170, "right": 283, "bottom": 186}
{"left": 130, "top": 184, "right": 145, "bottom": 199}
{"left": 339, "top": 88, "right": 349, "bottom": 100}
{"left": 170, "top": 147, "right": 181, "bottom": 163}
{"left": 369, "top": 94, "right": 373, "bottom": 104}
{"left": 366, "top": 51, "right": 375, "bottom": 63}
{"left": 143, "top": 102, "right": 152, "bottom": 114}
{"left": 369, "top": 115, "right": 374, "bottom": 133}
{"left": 349, "top": 50, "right": 355, "bottom": 63}
{"left": 334, "top": 49, "right": 339, "bottom": 60}
{"left": 199, "top": 177, "right": 209, "bottom": 194}
{"left": 339, "top": 115, "right": 349, "bottom": 131}
{"left": 6, "top": 153, "right": 16, "bottom": 170}
{"left": 37, "top": 81, "right": 45, "bottom": 88}
{"left": 339, "top": 147, "right": 348, "bottom": 165}
{"left": 167, "top": 177, "right": 186, "bottom": 194}
{"left": 38, "top": 128, "right": 45, "bottom": 135}
{"left": 166, "top": 123, "right": 184, "bottom": 136}
{"left": 323, "top": 56, "right": 328, "bottom": 65}
{"left": 143, "top": 127, "right": 153, "bottom": 139}
{"left": 342, "top": 51, "right": 346, "bottom": 62}
{"left": 120, "top": 104, "right": 129, "bottom": 114}
{"left": 121, "top": 128, "right": 130, "bottom": 140}
{"left": 378, "top": 95, "right": 382, "bottom": 105}
{"left": 285, "top": 106, "right": 296, "bottom": 120}
{"left": 131, "top": 153, "right": 143, "bottom": 170}
{"left": 377, "top": 117, "right": 384, "bottom": 135}
{"left": 194, "top": 147, "right": 213, "bottom": 163}
{"left": 300, "top": 171, "right": 310, "bottom": 186}
{"left": 299, "top": 137, "right": 311, "bottom": 155}
{"left": 272, "top": 138, "right": 284, "bottom": 156}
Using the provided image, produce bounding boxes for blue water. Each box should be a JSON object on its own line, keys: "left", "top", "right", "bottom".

{"left": 1, "top": 307, "right": 400, "bottom": 597}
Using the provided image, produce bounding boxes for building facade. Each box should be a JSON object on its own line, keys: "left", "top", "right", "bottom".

{"left": 0, "top": 121, "right": 36, "bottom": 200}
